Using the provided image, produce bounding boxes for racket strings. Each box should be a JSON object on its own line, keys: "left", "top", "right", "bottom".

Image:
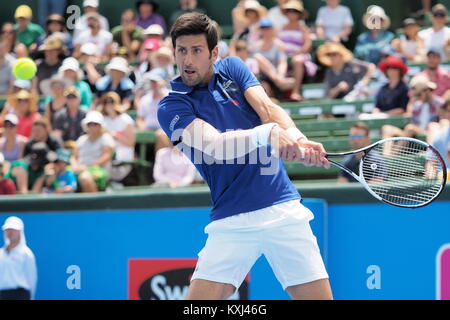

{"left": 361, "top": 140, "right": 444, "bottom": 206}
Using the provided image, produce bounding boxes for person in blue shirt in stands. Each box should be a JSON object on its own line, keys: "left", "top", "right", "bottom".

{"left": 157, "top": 12, "right": 332, "bottom": 300}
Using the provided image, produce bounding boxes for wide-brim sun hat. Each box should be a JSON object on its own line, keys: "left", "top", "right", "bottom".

{"left": 7, "top": 89, "right": 38, "bottom": 113}
{"left": 150, "top": 46, "right": 174, "bottom": 66}
{"left": 317, "top": 42, "right": 353, "bottom": 67}
{"left": 98, "top": 91, "right": 125, "bottom": 114}
{"left": 235, "top": 0, "right": 268, "bottom": 25}
{"left": 40, "top": 74, "right": 73, "bottom": 96}
{"left": 378, "top": 55, "right": 408, "bottom": 75}
{"left": 105, "top": 57, "right": 131, "bottom": 77}
{"left": 363, "top": 5, "right": 391, "bottom": 30}
{"left": 281, "top": 0, "right": 308, "bottom": 20}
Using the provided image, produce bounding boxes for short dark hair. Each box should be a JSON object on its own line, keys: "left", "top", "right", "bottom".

{"left": 170, "top": 12, "right": 219, "bottom": 53}
{"left": 351, "top": 122, "right": 369, "bottom": 136}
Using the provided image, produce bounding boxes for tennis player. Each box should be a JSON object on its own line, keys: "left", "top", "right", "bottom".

{"left": 158, "top": 13, "right": 332, "bottom": 300}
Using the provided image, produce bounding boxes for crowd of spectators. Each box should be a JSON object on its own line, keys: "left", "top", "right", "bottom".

{"left": 0, "top": 0, "right": 449, "bottom": 195}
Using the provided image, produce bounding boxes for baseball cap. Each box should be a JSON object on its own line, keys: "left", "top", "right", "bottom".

{"left": 14, "top": 5, "right": 32, "bottom": 19}
{"left": 259, "top": 18, "right": 273, "bottom": 28}
{"left": 14, "top": 79, "right": 32, "bottom": 90}
{"left": 2, "top": 216, "right": 24, "bottom": 231}
{"left": 83, "top": 0, "right": 99, "bottom": 8}
{"left": 427, "top": 49, "right": 441, "bottom": 57}
{"left": 143, "top": 24, "right": 164, "bottom": 36}
{"left": 55, "top": 149, "right": 72, "bottom": 163}
{"left": 4, "top": 114, "right": 19, "bottom": 126}
{"left": 143, "top": 38, "right": 161, "bottom": 51}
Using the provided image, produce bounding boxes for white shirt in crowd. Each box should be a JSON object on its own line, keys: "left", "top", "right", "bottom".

{"left": 104, "top": 113, "right": 135, "bottom": 162}
{"left": 267, "top": 6, "right": 288, "bottom": 30}
{"left": 76, "top": 133, "right": 115, "bottom": 167}
{"left": 73, "top": 14, "right": 110, "bottom": 42}
{"left": 0, "top": 219, "right": 37, "bottom": 299}
{"left": 74, "top": 29, "right": 113, "bottom": 58}
{"left": 419, "top": 26, "right": 450, "bottom": 61}
{"left": 315, "top": 5, "right": 354, "bottom": 40}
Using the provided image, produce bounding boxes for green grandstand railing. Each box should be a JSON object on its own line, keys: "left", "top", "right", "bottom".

{"left": 281, "top": 98, "right": 376, "bottom": 117}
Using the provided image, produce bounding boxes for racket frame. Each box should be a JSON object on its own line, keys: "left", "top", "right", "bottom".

{"left": 326, "top": 137, "right": 447, "bottom": 208}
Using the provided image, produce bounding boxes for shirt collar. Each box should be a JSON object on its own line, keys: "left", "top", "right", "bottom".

{"left": 170, "top": 62, "right": 221, "bottom": 94}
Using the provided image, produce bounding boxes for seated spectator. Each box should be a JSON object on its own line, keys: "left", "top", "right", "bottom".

{"left": 13, "top": 5, "right": 44, "bottom": 52}
{"left": 382, "top": 76, "right": 443, "bottom": 143}
{"left": 146, "top": 47, "right": 175, "bottom": 83}
{"left": 0, "top": 153, "right": 16, "bottom": 195}
{"left": 232, "top": 40, "right": 259, "bottom": 76}
{"left": 0, "top": 114, "right": 27, "bottom": 164}
{"left": 58, "top": 57, "right": 93, "bottom": 110}
{"left": 231, "top": 0, "right": 268, "bottom": 55}
{"left": 418, "top": 4, "right": 450, "bottom": 61}
{"left": 153, "top": 133, "right": 196, "bottom": 188}
{"left": 1, "top": 23, "right": 19, "bottom": 56}
{"left": 169, "top": 0, "right": 206, "bottom": 27}
{"left": 7, "top": 90, "right": 40, "bottom": 138}
{"left": 35, "top": 14, "right": 73, "bottom": 57}
{"left": 315, "top": 0, "right": 353, "bottom": 43}
{"left": 78, "top": 43, "right": 105, "bottom": 92}
{"left": 141, "top": 24, "right": 165, "bottom": 47}
{"left": 136, "top": 69, "right": 168, "bottom": 131}
{"left": 73, "top": 13, "right": 113, "bottom": 61}
{"left": 136, "top": 0, "right": 167, "bottom": 33}
{"left": 71, "top": 111, "right": 115, "bottom": 192}
{"left": 111, "top": 9, "right": 143, "bottom": 60}
{"left": 279, "top": 1, "right": 316, "bottom": 101}
{"left": 33, "top": 36, "right": 64, "bottom": 94}
{"left": 0, "top": 39, "right": 15, "bottom": 96}
{"left": 373, "top": 56, "right": 409, "bottom": 115}
{"left": 43, "top": 148, "right": 77, "bottom": 194}
{"left": 95, "top": 57, "right": 134, "bottom": 110}
{"left": 98, "top": 92, "right": 135, "bottom": 182}
{"left": 73, "top": 0, "right": 110, "bottom": 42}
{"left": 417, "top": 50, "right": 450, "bottom": 98}
{"left": 0, "top": 80, "right": 32, "bottom": 120}
{"left": 317, "top": 42, "right": 374, "bottom": 99}
{"left": 252, "top": 18, "right": 294, "bottom": 100}
{"left": 5, "top": 118, "right": 62, "bottom": 193}
{"left": 267, "top": 0, "right": 289, "bottom": 30}
{"left": 431, "top": 98, "right": 450, "bottom": 170}
{"left": 52, "top": 87, "right": 87, "bottom": 143}
{"left": 40, "top": 74, "right": 70, "bottom": 128}
{"left": 354, "top": 6, "right": 395, "bottom": 65}
{"left": 392, "top": 18, "right": 426, "bottom": 63}
{"left": 137, "top": 38, "right": 161, "bottom": 71}
{"left": 337, "top": 122, "right": 371, "bottom": 183}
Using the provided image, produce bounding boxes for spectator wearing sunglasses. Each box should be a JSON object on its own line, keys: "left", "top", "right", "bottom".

{"left": 338, "top": 122, "right": 371, "bottom": 183}
{"left": 418, "top": 4, "right": 450, "bottom": 61}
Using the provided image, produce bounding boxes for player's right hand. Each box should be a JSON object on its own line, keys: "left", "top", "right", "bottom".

{"left": 269, "top": 126, "right": 307, "bottom": 162}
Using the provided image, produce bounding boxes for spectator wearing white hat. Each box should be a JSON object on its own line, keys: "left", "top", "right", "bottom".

{"left": 58, "top": 57, "right": 93, "bottom": 110}
{"left": 73, "top": 0, "right": 110, "bottom": 42}
{"left": 71, "top": 111, "right": 115, "bottom": 192}
{"left": 40, "top": 74, "right": 71, "bottom": 128}
{"left": 354, "top": 5, "right": 395, "bottom": 65}
{"left": 0, "top": 153, "right": 17, "bottom": 195}
{"left": 95, "top": 57, "right": 134, "bottom": 111}
{"left": 73, "top": 12, "right": 113, "bottom": 61}
{"left": 0, "top": 216, "right": 37, "bottom": 299}
{"left": 0, "top": 114, "right": 27, "bottom": 164}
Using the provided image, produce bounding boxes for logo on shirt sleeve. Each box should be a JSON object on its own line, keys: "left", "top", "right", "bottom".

{"left": 169, "top": 115, "right": 180, "bottom": 132}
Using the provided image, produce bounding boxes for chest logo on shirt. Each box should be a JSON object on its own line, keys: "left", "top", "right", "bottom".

{"left": 222, "top": 80, "right": 241, "bottom": 106}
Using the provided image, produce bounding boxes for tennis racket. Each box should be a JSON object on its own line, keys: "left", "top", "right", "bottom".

{"left": 324, "top": 137, "right": 447, "bottom": 208}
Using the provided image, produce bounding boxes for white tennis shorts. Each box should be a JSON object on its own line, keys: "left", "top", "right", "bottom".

{"left": 191, "top": 199, "right": 328, "bottom": 290}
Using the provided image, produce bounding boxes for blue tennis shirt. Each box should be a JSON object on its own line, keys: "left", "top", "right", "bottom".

{"left": 158, "top": 56, "right": 300, "bottom": 221}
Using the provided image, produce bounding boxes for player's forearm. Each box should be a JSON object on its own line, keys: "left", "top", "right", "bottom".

{"left": 181, "top": 119, "right": 278, "bottom": 161}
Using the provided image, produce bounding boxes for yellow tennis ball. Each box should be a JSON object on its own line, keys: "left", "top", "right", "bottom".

{"left": 13, "top": 58, "right": 37, "bottom": 80}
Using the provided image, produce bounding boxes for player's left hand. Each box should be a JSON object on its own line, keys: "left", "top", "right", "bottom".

{"left": 297, "top": 139, "right": 330, "bottom": 168}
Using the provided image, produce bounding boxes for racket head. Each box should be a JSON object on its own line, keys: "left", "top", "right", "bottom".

{"left": 358, "top": 137, "right": 447, "bottom": 208}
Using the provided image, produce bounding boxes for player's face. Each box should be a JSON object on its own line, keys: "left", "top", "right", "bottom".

{"left": 175, "top": 34, "right": 218, "bottom": 87}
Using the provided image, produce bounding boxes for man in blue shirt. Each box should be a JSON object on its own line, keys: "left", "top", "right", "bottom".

{"left": 158, "top": 13, "right": 332, "bottom": 300}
